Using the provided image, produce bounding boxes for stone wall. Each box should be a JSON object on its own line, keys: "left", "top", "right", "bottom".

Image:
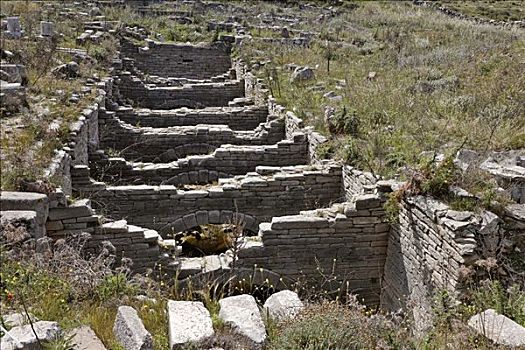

{"left": 0, "top": 192, "right": 49, "bottom": 238}
{"left": 0, "top": 190, "right": 161, "bottom": 273}
{"left": 502, "top": 204, "right": 525, "bottom": 256}
{"left": 381, "top": 196, "right": 484, "bottom": 331}
{"left": 117, "top": 73, "right": 245, "bottom": 109}
{"left": 45, "top": 150, "right": 73, "bottom": 196}
{"left": 116, "top": 105, "right": 268, "bottom": 130}
{"left": 342, "top": 166, "right": 378, "bottom": 201}
{"left": 98, "top": 110, "right": 285, "bottom": 162}
{"left": 46, "top": 197, "right": 160, "bottom": 273}
{"left": 237, "top": 193, "right": 390, "bottom": 306}
{"left": 267, "top": 98, "right": 330, "bottom": 165}
{"left": 233, "top": 61, "right": 268, "bottom": 106}
{"left": 47, "top": 199, "right": 161, "bottom": 274}
{"left": 43, "top": 81, "right": 109, "bottom": 195}
{"left": 120, "top": 38, "right": 233, "bottom": 79}
{"left": 85, "top": 164, "right": 343, "bottom": 235}
{"left": 91, "top": 133, "right": 308, "bottom": 185}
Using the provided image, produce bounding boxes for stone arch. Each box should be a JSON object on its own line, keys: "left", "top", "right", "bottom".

{"left": 160, "top": 210, "right": 259, "bottom": 236}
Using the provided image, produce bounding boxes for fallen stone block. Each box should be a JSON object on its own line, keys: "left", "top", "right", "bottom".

{"left": 219, "top": 294, "right": 266, "bottom": 344}
{"left": 263, "top": 290, "right": 303, "bottom": 321}
{"left": 468, "top": 309, "right": 525, "bottom": 347}
{"left": 0, "top": 321, "right": 60, "bottom": 350}
{"left": 113, "top": 306, "right": 153, "bottom": 350}
{"left": 167, "top": 300, "right": 214, "bottom": 349}
{"left": 70, "top": 325, "right": 107, "bottom": 350}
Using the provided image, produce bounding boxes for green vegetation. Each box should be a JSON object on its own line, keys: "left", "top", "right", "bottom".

{"left": 0, "top": 232, "right": 167, "bottom": 350}
{"left": 1, "top": 221, "right": 524, "bottom": 349}
{"left": 1, "top": 1, "right": 117, "bottom": 191}
{"left": 267, "top": 294, "right": 520, "bottom": 350}
{"left": 102, "top": 6, "right": 219, "bottom": 44}
{"left": 436, "top": 0, "right": 525, "bottom": 22}
{"left": 237, "top": 2, "right": 525, "bottom": 180}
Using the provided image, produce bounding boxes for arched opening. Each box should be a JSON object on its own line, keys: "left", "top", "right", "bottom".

{"left": 160, "top": 211, "right": 260, "bottom": 256}
{"left": 178, "top": 223, "right": 249, "bottom": 256}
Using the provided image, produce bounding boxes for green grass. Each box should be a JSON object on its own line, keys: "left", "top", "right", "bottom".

{"left": 0, "top": 2, "right": 117, "bottom": 191}
{"left": 436, "top": 0, "right": 525, "bottom": 22}
{"left": 237, "top": 2, "right": 525, "bottom": 180}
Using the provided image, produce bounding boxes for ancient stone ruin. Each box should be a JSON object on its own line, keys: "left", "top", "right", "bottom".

{"left": 1, "top": 1, "right": 524, "bottom": 348}
{"left": 3, "top": 33, "right": 523, "bottom": 315}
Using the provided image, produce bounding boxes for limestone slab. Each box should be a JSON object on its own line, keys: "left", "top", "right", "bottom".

{"left": 0, "top": 321, "right": 60, "bottom": 350}
{"left": 70, "top": 325, "right": 107, "bottom": 350}
{"left": 219, "top": 294, "right": 266, "bottom": 344}
{"left": 167, "top": 300, "right": 214, "bottom": 349}
{"left": 263, "top": 290, "right": 303, "bottom": 321}
{"left": 468, "top": 309, "right": 525, "bottom": 347}
{"left": 113, "top": 306, "right": 153, "bottom": 350}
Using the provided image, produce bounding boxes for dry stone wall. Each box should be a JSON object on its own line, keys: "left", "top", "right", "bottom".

{"left": 233, "top": 62, "right": 268, "bottom": 105}
{"left": 502, "top": 204, "right": 525, "bottom": 255}
{"left": 44, "top": 192, "right": 161, "bottom": 274}
{"left": 342, "top": 166, "right": 378, "bottom": 201}
{"left": 237, "top": 193, "right": 390, "bottom": 306}
{"left": 117, "top": 73, "right": 245, "bottom": 109}
{"left": 98, "top": 110, "right": 285, "bottom": 161}
{"left": 116, "top": 105, "right": 268, "bottom": 130}
{"left": 91, "top": 133, "right": 308, "bottom": 185}
{"left": 380, "top": 194, "right": 525, "bottom": 331}
{"left": 120, "top": 38, "right": 232, "bottom": 79}
{"left": 268, "top": 98, "right": 329, "bottom": 165}
{"left": 84, "top": 164, "right": 343, "bottom": 234}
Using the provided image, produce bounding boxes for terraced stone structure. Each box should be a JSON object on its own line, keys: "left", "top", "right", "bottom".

{"left": 88, "top": 38, "right": 524, "bottom": 317}
{"left": 2, "top": 36, "right": 523, "bottom": 325}
{"left": 79, "top": 38, "right": 389, "bottom": 299}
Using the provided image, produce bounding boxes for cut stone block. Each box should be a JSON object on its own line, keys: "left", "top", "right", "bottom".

{"left": 468, "top": 309, "right": 525, "bottom": 347}
{"left": 113, "top": 306, "right": 153, "bottom": 350}
{"left": 219, "top": 294, "right": 266, "bottom": 344}
{"left": 48, "top": 205, "right": 93, "bottom": 221}
{"left": 0, "top": 321, "right": 60, "bottom": 350}
{"left": 102, "top": 220, "right": 129, "bottom": 233}
{"left": 263, "top": 290, "right": 303, "bottom": 321}
{"left": 167, "top": 300, "right": 214, "bottom": 349}
{"left": 0, "top": 192, "right": 49, "bottom": 238}
{"left": 40, "top": 21, "right": 54, "bottom": 37}
{"left": 70, "top": 325, "right": 107, "bottom": 350}
{"left": 271, "top": 215, "right": 328, "bottom": 230}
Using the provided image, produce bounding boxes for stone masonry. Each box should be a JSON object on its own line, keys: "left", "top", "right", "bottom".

{"left": 2, "top": 33, "right": 522, "bottom": 329}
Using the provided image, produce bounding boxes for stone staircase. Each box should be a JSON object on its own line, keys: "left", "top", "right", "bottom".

{"left": 70, "top": 38, "right": 345, "bottom": 283}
